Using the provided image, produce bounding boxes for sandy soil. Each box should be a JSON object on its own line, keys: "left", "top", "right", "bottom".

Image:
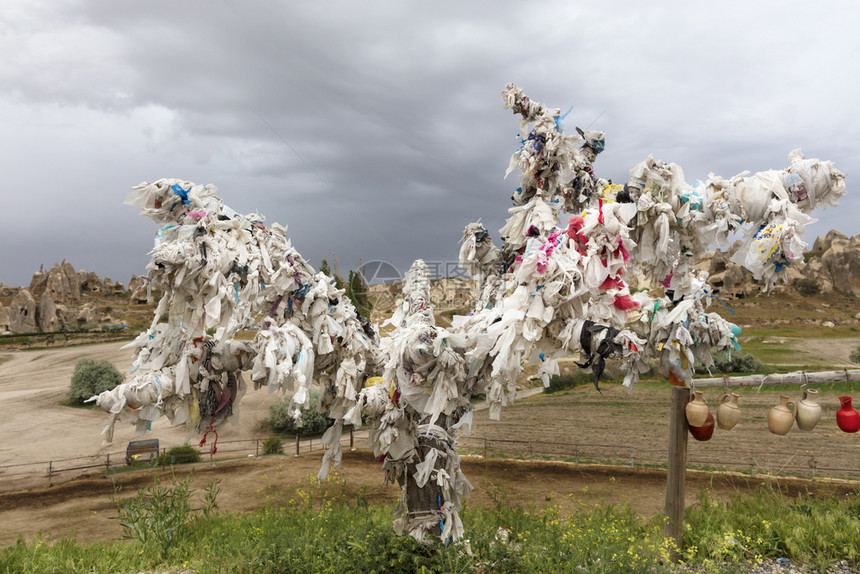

{"left": 2, "top": 341, "right": 859, "bottom": 549}
{"left": 787, "top": 337, "right": 860, "bottom": 367}
{"left": 0, "top": 341, "right": 278, "bottom": 469}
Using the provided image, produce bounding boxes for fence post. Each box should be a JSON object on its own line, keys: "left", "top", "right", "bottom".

{"left": 750, "top": 455, "right": 756, "bottom": 478}
{"left": 47, "top": 461, "right": 53, "bottom": 487}
{"left": 105, "top": 454, "right": 110, "bottom": 473}
{"left": 529, "top": 441, "right": 533, "bottom": 462}
{"left": 209, "top": 444, "right": 214, "bottom": 463}
{"left": 664, "top": 386, "right": 690, "bottom": 559}
{"left": 295, "top": 434, "right": 300, "bottom": 457}
{"left": 484, "top": 438, "right": 488, "bottom": 459}
{"left": 350, "top": 428, "right": 354, "bottom": 450}
{"left": 810, "top": 455, "right": 816, "bottom": 478}
{"left": 256, "top": 439, "right": 260, "bottom": 457}
{"left": 630, "top": 447, "right": 635, "bottom": 468}
{"left": 575, "top": 445, "right": 579, "bottom": 465}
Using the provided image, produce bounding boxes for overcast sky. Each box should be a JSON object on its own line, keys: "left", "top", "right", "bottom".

{"left": 1, "top": 1, "right": 857, "bottom": 288}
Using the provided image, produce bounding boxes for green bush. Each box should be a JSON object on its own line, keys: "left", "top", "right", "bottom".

{"left": 262, "top": 437, "right": 283, "bottom": 455}
{"left": 155, "top": 444, "right": 201, "bottom": 466}
{"left": 695, "top": 351, "right": 762, "bottom": 375}
{"left": 544, "top": 371, "right": 596, "bottom": 393}
{"left": 268, "top": 387, "right": 332, "bottom": 435}
{"left": 795, "top": 278, "right": 821, "bottom": 297}
{"left": 68, "top": 358, "right": 124, "bottom": 405}
{"left": 850, "top": 345, "right": 860, "bottom": 365}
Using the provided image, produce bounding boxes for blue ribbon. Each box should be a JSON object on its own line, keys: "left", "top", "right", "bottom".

{"left": 713, "top": 295, "right": 735, "bottom": 315}
{"left": 170, "top": 184, "right": 192, "bottom": 205}
{"left": 554, "top": 105, "right": 573, "bottom": 132}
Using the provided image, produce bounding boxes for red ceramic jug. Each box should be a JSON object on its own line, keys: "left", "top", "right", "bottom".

{"left": 836, "top": 396, "right": 860, "bottom": 433}
{"left": 689, "top": 411, "right": 715, "bottom": 442}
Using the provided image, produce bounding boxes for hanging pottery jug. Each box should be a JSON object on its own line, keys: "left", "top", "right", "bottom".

{"left": 836, "top": 396, "right": 860, "bottom": 433}
{"left": 686, "top": 390, "right": 709, "bottom": 427}
{"left": 689, "top": 411, "right": 715, "bottom": 441}
{"left": 795, "top": 387, "right": 822, "bottom": 431}
{"left": 716, "top": 392, "right": 741, "bottom": 431}
{"left": 767, "top": 395, "right": 795, "bottom": 436}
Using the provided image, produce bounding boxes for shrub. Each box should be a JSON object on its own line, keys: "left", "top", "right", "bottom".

{"left": 544, "top": 371, "right": 596, "bottom": 393}
{"left": 268, "top": 387, "right": 332, "bottom": 435}
{"left": 68, "top": 358, "right": 124, "bottom": 405}
{"left": 155, "top": 444, "right": 201, "bottom": 466}
{"left": 794, "top": 278, "right": 821, "bottom": 297}
{"left": 262, "top": 437, "right": 283, "bottom": 455}
{"left": 111, "top": 475, "right": 219, "bottom": 557}
{"left": 696, "top": 351, "right": 762, "bottom": 375}
{"left": 850, "top": 345, "right": 860, "bottom": 365}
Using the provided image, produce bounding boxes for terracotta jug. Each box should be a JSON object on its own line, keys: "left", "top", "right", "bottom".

{"left": 795, "top": 387, "right": 822, "bottom": 431}
{"left": 716, "top": 392, "right": 741, "bottom": 431}
{"left": 686, "top": 390, "right": 709, "bottom": 427}
{"left": 689, "top": 411, "right": 715, "bottom": 441}
{"left": 836, "top": 396, "right": 860, "bottom": 433}
{"left": 767, "top": 395, "right": 795, "bottom": 436}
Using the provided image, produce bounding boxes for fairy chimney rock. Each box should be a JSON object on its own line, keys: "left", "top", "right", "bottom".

{"left": 10, "top": 289, "right": 37, "bottom": 333}
{"left": 0, "top": 303, "right": 11, "bottom": 332}
{"left": 61, "top": 261, "right": 81, "bottom": 302}
{"left": 38, "top": 291, "right": 60, "bottom": 332}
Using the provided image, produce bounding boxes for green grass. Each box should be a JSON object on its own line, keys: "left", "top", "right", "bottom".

{"left": 684, "top": 485, "right": 860, "bottom": 572}
{"left": 741, "top": 326, "right": 859, "bottom": 339}
{"left": 5, "top": 475, "right": 860, "bottom": 573}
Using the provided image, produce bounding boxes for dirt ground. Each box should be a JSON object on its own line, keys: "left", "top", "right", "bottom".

{"left": 4, "top": 447, "right": 857, "bottom": 549}
{"left": 2, "top": 341, "right": 860, "bottom": 549}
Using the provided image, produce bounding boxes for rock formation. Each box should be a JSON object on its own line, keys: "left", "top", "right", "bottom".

{"left": 76, "top": 303, "right": 98, "bottom": 329}
{"left": 697, "top": 231, "right": 860, "bottom": 299}
{"left": 0, "top": 304, "right": 11, "bottom": 332}
{"left": 38, "top": 291, "right": 60, "bottom": 332}
{"left": 9, "top": 289, "right": 37, "bottom": 333}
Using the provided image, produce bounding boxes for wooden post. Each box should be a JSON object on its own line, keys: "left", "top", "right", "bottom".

{"left": 350, "top": 428, "right": 354, "bottom": 450}
{"left": 47, "top": 461, "right": 53, "bottom": 487}
{"left": 105, "top": 454, "right": 110, "bottom": 473}
{"left": 256, "top": 439, "right": 259, "bottom": 457}
{"left": 664, "top": 385, "right": 690, "bottom": 558}
{"left": 295, "top": 434, "right": 300, "bottom": 457}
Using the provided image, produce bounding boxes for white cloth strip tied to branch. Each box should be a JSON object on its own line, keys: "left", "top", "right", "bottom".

{"left": 457, "top": 84, "right": 845, "bottom": 402}
{"left": 92, "top": 179, "right": 377, "bottom": 460}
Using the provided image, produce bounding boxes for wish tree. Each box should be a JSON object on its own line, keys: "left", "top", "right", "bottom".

{"left": 92, "top": 84, "right": 845, "bottom": 545}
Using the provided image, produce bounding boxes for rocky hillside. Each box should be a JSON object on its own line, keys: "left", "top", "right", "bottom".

{"left": 0, "top": 262, "right": 153, "bottom": 334}
{"left": 698, "top": 230, "right": 860, "bottom": 299}
{"left": 3, "top": 230, "right": 859, "bottom": 335}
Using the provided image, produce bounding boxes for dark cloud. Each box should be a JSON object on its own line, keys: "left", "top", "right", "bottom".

{"left": 1, "top": 0, "right": 857, "bottom": 287}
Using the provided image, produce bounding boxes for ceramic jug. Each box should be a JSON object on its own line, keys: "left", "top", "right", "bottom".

{"left": 686, "top": 390, "right": 709, "bottom": 427}
{"left": 689, "top": 411, "right": 715, "bottom": 441}
{"left": 836, "top": 395, "right": 860, "bottom": 433}
{"left": 795, "top": 387, "right": 822, "bottom": 431}
{"left": 716, "top": 392, "right": 741, "bottom": 431}
{"left": 767, "top": 395, "right": 795, "bottom": 436}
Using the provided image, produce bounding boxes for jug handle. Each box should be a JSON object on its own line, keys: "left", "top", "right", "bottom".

{"left": 720, "top": 393, "right": 730, "bottom": 404}
{"left": 787, "top": 400, "right": 796, "bottom": 413}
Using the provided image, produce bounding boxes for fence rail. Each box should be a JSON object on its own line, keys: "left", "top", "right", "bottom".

{"left": 0, "top": 431, "right": 360, "bottom": 491}
{"left": 3, "top": 430, "right": 858, "bottom": 492}
{"left": 457, "top": 436, "right": 860, "bottom": 481}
